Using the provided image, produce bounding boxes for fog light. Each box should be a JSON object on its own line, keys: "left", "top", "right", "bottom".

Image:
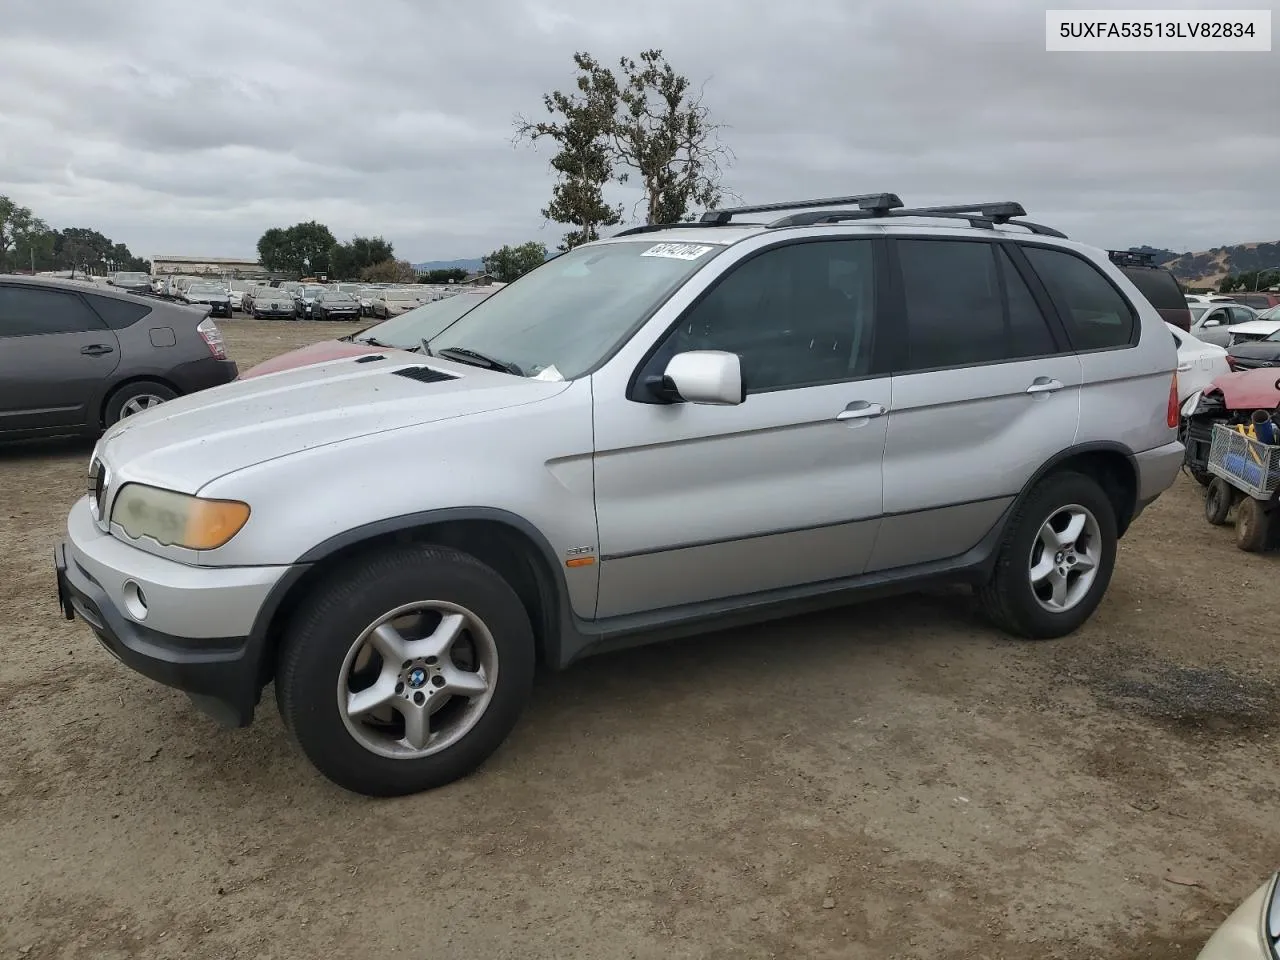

{"left": 122, "top": 579, "right": 148, "bottom": 620}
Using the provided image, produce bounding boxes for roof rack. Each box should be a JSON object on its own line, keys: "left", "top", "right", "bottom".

{"left": 767, "top": 201, "right": 1067, "bottom": 238}
{"left": 699, "top": 193, "right": 902, "bottom": 225}
{"left": 1107, "top": 249, "right": 1157, "bottom": 267}
{"left": 612, "top": 221, "right": 746, "bottom": 238}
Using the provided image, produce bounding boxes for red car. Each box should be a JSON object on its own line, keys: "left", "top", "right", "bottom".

{"left": 1181, "top": 367, "right": 1280, "bottom": 485}
{"left": 239, "top": 290, "right": 494, "bottom": 379}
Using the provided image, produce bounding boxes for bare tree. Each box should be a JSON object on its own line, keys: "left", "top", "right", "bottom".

{"left": 517, "top": 50, "right": 733, "bottom": 244}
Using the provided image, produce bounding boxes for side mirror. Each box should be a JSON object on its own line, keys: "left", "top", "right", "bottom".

{"left": 1204, "top": 317, "right": 1222, "bottom": 327}
{"left": 656, "top": 350, "right": 744, "bottom": 405}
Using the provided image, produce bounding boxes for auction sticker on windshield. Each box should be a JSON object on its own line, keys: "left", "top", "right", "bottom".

{"left": 641, "top": 243, "right": 715, "bottom": 260}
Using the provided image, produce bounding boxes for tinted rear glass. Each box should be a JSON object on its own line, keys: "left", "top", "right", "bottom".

{"left": 1120, "top": 266, "right": 1185, "bottom": 311}
{"left": 85, "top": 294, "right": 151, "bottom": 329}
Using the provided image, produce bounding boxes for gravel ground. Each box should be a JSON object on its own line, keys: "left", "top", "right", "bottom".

{"left": 3, "top": 318, "right": 1279, "bottom": 960}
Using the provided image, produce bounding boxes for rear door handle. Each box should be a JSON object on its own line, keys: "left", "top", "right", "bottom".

{"left": 836, "top": 401, "right": 886, "bottom": 421}
{"left": 81, "top": 344, "right": 114, "bottom": 356}
{"left": 1026, "top": 377, "right": 1064, "bottom": 395}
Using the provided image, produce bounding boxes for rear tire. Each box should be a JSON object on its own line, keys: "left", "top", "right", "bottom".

{"left": 976, "top": 471, "right": 1118, "bottom": 640}
{"left": 275, "top": 544, "right": 536, "bottom": 796}
{"left": 103, "top": 380, "right": 178, "bottom": 426}
{"left": 1205, "top": 478, "right": 1233, "bottom": 526}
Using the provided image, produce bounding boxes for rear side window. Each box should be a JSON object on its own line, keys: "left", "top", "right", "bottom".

{"left": 897, "top": 239, "right": 1057, "bottom": 370}
{"left": 84, "top": 294, "right": 151, "bottom": 329}
{"left": 0, "top": 285, "right": 105, "bottom": 337}
{"left": 1121, "top": 266, "right": 1185, "bottom": 311}
{"left": 1023, "top": 247, "right": 1136, "bottom": 351}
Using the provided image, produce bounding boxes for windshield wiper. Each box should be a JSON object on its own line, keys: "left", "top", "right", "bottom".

{"left": 354, "top": 336, "right": 394, "bottom": 348}
{"left": 436, "top": 347, "right": 523, "bottom": 376}
{"left": 419, "top": 337, "right": 434, "bottom": 357}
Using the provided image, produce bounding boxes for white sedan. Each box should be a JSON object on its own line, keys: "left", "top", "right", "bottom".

{"left": 1169, "top": 322, "right": 1230, "bottom": 403}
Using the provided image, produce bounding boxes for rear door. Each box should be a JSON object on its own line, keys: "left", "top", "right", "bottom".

{"left": 0, "top": 283, "right": 121, "bottom": 433}
{"left": 871, "top": 238, "right": 1081, "bottom": 571}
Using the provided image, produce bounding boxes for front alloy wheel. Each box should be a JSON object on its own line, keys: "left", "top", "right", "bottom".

{"left": 275, "top": 544, "right": 535, "bottom": 796}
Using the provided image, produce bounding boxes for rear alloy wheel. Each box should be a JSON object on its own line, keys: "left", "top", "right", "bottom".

{"left": 104, "top": 380, "right": 178, "bottom": 426}
{"left": 276, "top": 544, "right": 535, "bottom": 796}
{"left": 977, "top": 471, "right": 1117, "bottom": 639}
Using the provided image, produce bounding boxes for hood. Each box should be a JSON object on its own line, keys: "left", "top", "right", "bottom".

{"left": 1227, "top": 340, "right": 1280, "bottom": 361}
{"left": 1205, "top": 369, "right": 1280, "bottom": 410}
{"left": 98, "top": 354, "right": 570, "bottom": 492}
{"left": 239, "top": 339, "right": 391, "bottom": 379}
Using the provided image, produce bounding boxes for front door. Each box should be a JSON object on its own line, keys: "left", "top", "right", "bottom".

{"left": 592, "top": 237, "right": 891, "bottom": 619}
{"left": 0, "top": 284, "right": 120, "bottom": 434}
{"left": 871, "top": 238, "right": 1083, "bottom": 571}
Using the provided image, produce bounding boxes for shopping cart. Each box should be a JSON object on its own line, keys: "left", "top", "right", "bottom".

{"left": 1204, "top": 422, "right": 1280, "bottom": 551}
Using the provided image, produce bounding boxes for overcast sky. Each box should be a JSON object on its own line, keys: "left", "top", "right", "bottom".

{"left": 1, "top": 0, "right": 1276, "bottom": 262}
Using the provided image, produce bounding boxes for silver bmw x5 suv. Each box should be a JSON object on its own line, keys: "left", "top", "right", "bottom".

{"left": 54, "top": 194, "right": 1184, "bottom": 796}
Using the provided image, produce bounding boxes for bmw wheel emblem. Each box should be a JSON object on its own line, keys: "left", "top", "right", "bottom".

{"left": 407, "top": 668, "right": 427, "bottom": 689}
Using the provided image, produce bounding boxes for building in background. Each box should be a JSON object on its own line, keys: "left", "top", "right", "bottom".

{"left": 151, "top": 255, "right": 268, "bottom": 278}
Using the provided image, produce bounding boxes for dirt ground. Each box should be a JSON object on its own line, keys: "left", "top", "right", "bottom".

{"left": 3, "top": 318, "right": 1279, "bottom": 960}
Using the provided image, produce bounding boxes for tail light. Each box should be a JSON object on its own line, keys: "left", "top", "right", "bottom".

{"left": 196, "top": 317, "right": 227, "bottom": 360}
{"left": 1167, "top": 373, "right": 1179, "bottom": 428}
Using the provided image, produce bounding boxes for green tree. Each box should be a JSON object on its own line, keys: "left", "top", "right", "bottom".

{"left": 482, "top": 241, "right": 547, "bottom": 283}
{"left": 517, "top": 49, "right": 732, "bottom": 240}
{"left": 420, "top": 268, "right": 468, "bottom": 283}
{"left": 256, "top": 221, "right": 337, "bottom": 276}
{"left": 359, "top": 258, "right": 416, "bottom": 283}
{"left": 0, "top": 196, "right": 51, "bottom": 272}
{"left": 329, "top": 235, "right": 395, "bottom": 280}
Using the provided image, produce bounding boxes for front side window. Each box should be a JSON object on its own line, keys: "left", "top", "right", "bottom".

{"left": 1023, "top": 247, "right": 1136, "bottom": 351}
{"left": 0, "top": 286, "right": 105, "bottom": 337}
{"left": 898, "top": 239, "right": 1056, "bottom": 371}
{"left": 658, "top": 238, "right": 877, "bottom": 392}
{"left": 428, "top": 240, "right": 724, "bottom": 380}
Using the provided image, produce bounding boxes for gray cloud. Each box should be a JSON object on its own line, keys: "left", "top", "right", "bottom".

{"left": 1, "top": 0, "right": 1276, "bottom": 260}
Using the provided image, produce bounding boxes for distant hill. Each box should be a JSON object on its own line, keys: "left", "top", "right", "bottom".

{"left": 411, "top": 258, "right": 484, "bottom": 274}
{"left": 1134, "top": 241, "right": 1280, "bottom": 288}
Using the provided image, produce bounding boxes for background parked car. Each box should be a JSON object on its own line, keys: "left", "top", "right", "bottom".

{"left": 0, "top": 275, "right": 236, "bottom": 439}
{"left": 370, "top": 287, "right": 423, "bottom": 319}
{"left": 245, "top": 285, "right": 296, "bottom": 319}
{"left": 225, "top": 279, "right": 254, "bottom": 312}
{"left": 238, "top": 289, "right": 494, "bottom": 379}
{"left": 107, "top": 272, "right": 152, "bottom": 295}
{"left": 1224, "top": 317, "right": 1280, "bottom": 347}
{"left": 1226, "top": 326, "right": 1280, "bottom": 371}
{"left": 293, "top": 284, "right": 329, "bottom": 319}
{"left": 181, "top": 281, "right": 233, "bottom": 317}
{"left": 1108, "top": 251, "right": 1192, "bottom": 330}
{"left": 1224, "top": 291, "right": 1280, "bottom": 310}
{"left": 355, "top": 287, "right": 377, "bottom": 316}
{"left": 312, "top": 289, "right": 361, "bottom": 321}
{"left": 1169, "top": 323, "right": 1230, "bottom": 401}
{"left": 1190, "top": 302, "right": 1258, "bottom": 346}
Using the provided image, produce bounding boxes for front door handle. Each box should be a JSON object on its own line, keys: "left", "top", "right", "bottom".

{"left": 1026, "top": 377, "right": 1064, "bottom": 395}
{"left": 81, "top": 344, "right": 114, "bottom": 356}
{"left": 836, "top": 401, "right": 886, "bottom": 421}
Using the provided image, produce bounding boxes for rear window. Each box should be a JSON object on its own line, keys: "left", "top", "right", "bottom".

{"left": 85, "top": 294, "right": 151, "bottom": 329}
{"left": 1120, "top": 266, "right": 1185, "bottom": 311}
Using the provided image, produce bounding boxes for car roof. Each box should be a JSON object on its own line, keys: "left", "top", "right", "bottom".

{"left": 0, "top": 273, "right": 150, "bottom": 303}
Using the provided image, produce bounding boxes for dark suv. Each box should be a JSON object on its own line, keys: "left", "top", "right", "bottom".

{"left": 0, "top": 276, "right": 238, "bottom": 440}
{"left": 1108, "top": 251, "right": 1192, "bottom": 331}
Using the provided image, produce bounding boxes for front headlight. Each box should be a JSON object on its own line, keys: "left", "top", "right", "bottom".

{"left": 111, "top": 483, "right": 250, "bottom": 550}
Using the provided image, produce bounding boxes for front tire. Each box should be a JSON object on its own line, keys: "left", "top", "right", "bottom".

{"left": 977, "top": 471, "right": 1118, "bottom": 640}
{"left": 275, "top": 544, "right": 536, "bottom": 796}
{"left": 1205, "top": 478, "right": 1233, "bottom": 526}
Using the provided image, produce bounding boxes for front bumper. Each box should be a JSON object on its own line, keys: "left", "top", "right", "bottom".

{"left": 1196, "top": 873, "right": 1276, "bottom": 959}
{"left": 57, "top": 497, "right": 299, "bottom": 726}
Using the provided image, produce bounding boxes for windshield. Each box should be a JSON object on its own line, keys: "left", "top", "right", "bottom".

{"left": 1258, "top": 305, "right": 1280, "bottom": 321}
{"left": 302, "top": 285, "right": 326, "bottom": 297}
{"left": 1189, "top": 305, "right": 1209, "bottom": 320}
{"left": 386, "top": 290, "right": 420, "bottom": 302}
{"left": 114, "top": 272, "right": 148, "bottom": 284}
{"left": 189, "top": 283, "right": 225, "bottom": 295}
{"left": 323, "top": 291, "right": 353, "bottom": 302}
{"left": 429, "top": 240, "right": 723, "bottom": 379}
{"left": 356, "top": 294, "right": 491, "bottom": 348}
